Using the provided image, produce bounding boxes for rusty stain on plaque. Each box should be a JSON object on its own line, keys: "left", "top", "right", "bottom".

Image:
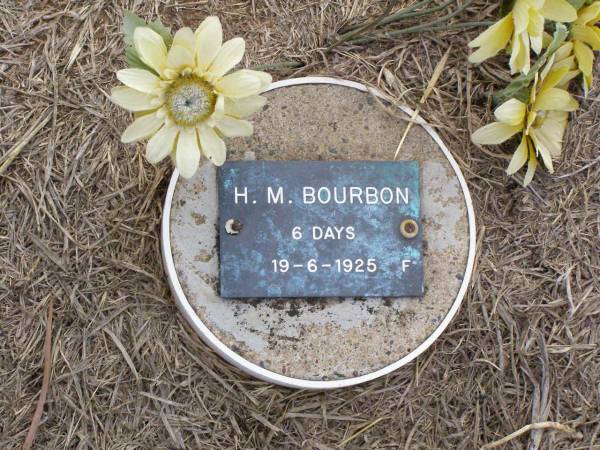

{"left": 169, "top": 83, "right": 469, "bottom": 381}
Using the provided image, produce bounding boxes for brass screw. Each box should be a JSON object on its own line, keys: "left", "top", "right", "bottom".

{"left": 225, "top": 219, "right": 243, "bottom": 235}
{"left": 400, "top": 219, "right": 418, "bottom": 239}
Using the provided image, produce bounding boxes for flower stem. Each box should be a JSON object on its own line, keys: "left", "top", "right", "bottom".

{"left": 327, "top": 3, "right": 395, "bottom": 52}
{"left": 375, "top": 0, "right": 456, "bottom": 27}
{"left": 250, "top": 61, "right": 304, "bottom": 71}
{"left": 340, "top": 0, "right": 434, "bottom": 34}
{"left": 346, "top": 0, "right": 477, "bottom": 45}
{"left": 346, "top": 21, "right": 491, "bottom": 46}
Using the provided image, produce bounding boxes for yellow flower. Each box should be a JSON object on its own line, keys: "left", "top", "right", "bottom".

{"left": 571, "top": 1, "right": 600, "bottom": 93}
{"left": 469, "top": 0, "right": 577, "bottom": 74}
{"left": 548, "top": 41, "right": 582, "bottom": 88}
{"left": 471, "top": 57, "right": 578, "bottom": 185}
{"left": 111, "top": 17, "right": 271, "bottom": 178}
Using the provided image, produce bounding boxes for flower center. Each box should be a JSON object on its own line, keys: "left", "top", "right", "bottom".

{"left": 165, "top": 77, "right": 216, "bottom": 127}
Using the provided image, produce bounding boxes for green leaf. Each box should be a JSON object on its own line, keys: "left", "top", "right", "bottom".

{"left": 500, "top": 0, "right": 516, "bottom": 16}
{"left": 566, "top": 0, "right": 586, "bottom": 9}
{"left": 125, "top": 47, "right": 159, "bottom": 75}
{"left": 148, "top": 18, "right": 173, "bottom": 48}
{"left": 121, "top": 11, "right": 173, "bottom": 48}
{"left": 122, "top": 11, "right": 147, "bottom": 46}
{"left": 494, "top": 23, "right": 569, "bottom": 105}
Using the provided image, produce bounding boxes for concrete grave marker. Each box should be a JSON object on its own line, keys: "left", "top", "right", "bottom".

{"left": 162, "top": 77, "right": 476, "bottom": 389}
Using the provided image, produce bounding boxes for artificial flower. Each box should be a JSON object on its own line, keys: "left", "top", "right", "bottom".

{"left": 468, "top": 0, "right": 577, "bottom": 74}
{"left": 111, "top": 16, "right": 271, "bottom": 178}
{"left": 547, "top": 41, "right": 582, "bottom": 88}
{"left": 471, "top": 57, "right": 578, "bottom": 185}
{"left": 571, "top": 1, "right": 600, "bottom": 93}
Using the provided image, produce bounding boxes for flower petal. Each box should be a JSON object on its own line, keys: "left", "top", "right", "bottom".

{"left": 469, "top": 13, "right": 513, "bottom": 47}
{"left": 536, "top": 110, "right": 568, "bottom": 156}
{"left": 552, "top": 55, "right": 576, "bottom": 72}
{"left": 556, "top": 70, "right": 580, "bottom": 89}
{"left": 539, "top": 66, "right": 569, "bottom": 92}
{"left": 471, "top": 122, "right": 521, "bottom": 145}
{"left": 224, "top": 95, "right": 267, "bottom": 118}
{"left": 526, "top": 109, "right": 537, "bottom": 132}
{"left": 215, "top": 116, "right": 253, "bottom": 137}
{"left": 509, "top": 31, "right": 531, "bottom": 74}
{"left": 540, "top": 53, "right": 556, "bottom": 80}
{"left": 116, "top": 68, "right": 160, "bottom": 93}
{"left": 166, "top": 45, "right": 195, "bottom": 70}
{"left": 542, "top": 30, "right": 553, "bottom": 47}
{"left": 528, "top": 9, "right": 544, "bottom": 37}
{"left": 111, "top": 86, "right": 157, "bottom": 111}
{"left": 573, "top": 40, "right": 595, "bottom": 76}
{"left": 134, "top": 27, "right": 168, "bottom": 75}
{"left": 468, "top": 13, "right": 513, "bottom": 63}
{"left": 530, "top": 34, "right": 543, "bottom": 55}
{"left": 571, "top": 24, "right": 600, "bottom": 50}
{"left": 506, "top": 134, "right": 529, "bottom": 175}
{"left": 215, "top": 71, "right": 262, "bottom": 98}
{"left": 530, "top": 129, "right": 554, "bottom": 173}
{"left": 533, "top": 87, "right": 578, "bottom": 111}
{"left": 208, "top": 37, "right": 245, "bottom": 77}
{"left": 523, "top": 143, "right": 537, "bottom": 186}
{"left": 195, "top": 16, "right": 223, "bottom": 71}
{"left": 198, "top": 124, "right": 226, "bottom": 165}
{"left": 172, "top": 27, "right": 195, "bottom": 52}
{"left": 576, "top": 3, "right": 600, "bottom": 25}
{"left": 527, "top": 9, "right": 545, "bottom": 55}
{"left": 539, "top": 0, "right": 577, "bottom": 22}
{"left": 121, "top": 112, "right": 164, "bottom": 143}
{"left": 209, "top": 95, "right": 226, "bottom": 124}
{"left": 529, "top": 73, "right": 539, "bottom": 105}
{"left": 176, "top": 127, "right": 201, "bottom": 178}
{"left": 583, "top": 72, "right": 593, "bottom": 95}
{"left": 513, "top": 0, "right": 530, "bottom": 34}
{"left": 554, "top": 42, "right": 574, "bottom": 61}
{"left": 145, "top": 126, "right": 179, "bottom": 164}
{"left": 235, "top": 69, "right": 272, "bottom": 91}
{"left": 494, "top": 98, "right": 527, "bottom": 125}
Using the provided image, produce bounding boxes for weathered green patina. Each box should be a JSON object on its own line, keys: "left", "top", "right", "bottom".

{"left": 218, "top": 160, "right": 423, "bottom": 298}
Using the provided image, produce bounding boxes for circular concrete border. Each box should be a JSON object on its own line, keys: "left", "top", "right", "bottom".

{"left": 161, "top": 77, "right": 477, "bottom": 390}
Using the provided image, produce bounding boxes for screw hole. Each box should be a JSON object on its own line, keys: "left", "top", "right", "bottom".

{"left": 400, "top": 219, "right": 418, "bottom": 239}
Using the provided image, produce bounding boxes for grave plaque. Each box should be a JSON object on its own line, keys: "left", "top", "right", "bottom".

{"left": 218, "top": 161, "right": 423, "bottom": 298}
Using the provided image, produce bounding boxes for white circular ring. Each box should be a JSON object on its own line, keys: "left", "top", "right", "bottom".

{"left": 161, "top": 76, "right": 477, "bottom": 390}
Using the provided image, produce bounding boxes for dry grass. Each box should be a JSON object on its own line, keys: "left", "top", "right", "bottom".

{"left": 1, "top": 1, "right": 599, "bottom": 449}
